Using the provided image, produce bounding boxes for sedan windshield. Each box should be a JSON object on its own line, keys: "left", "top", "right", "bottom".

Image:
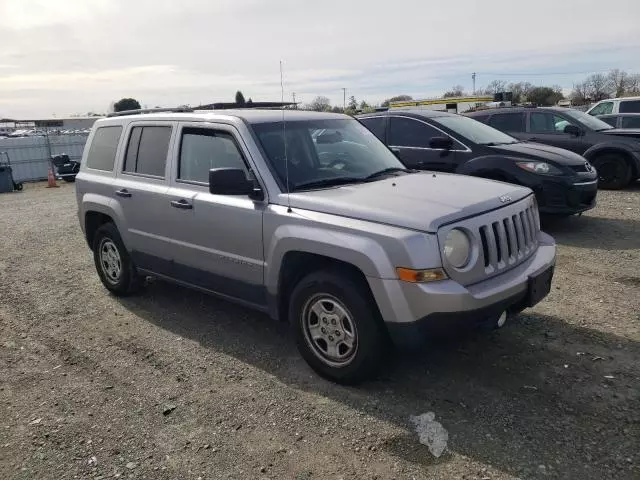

{"left": 252, "top": 118, "right": 408, "bottom": 191}
{"left": 562, "top": 109, "right": 614, "bottom": 131}
{"left": 432, "top": 115, "right": 518, "bottom": 145}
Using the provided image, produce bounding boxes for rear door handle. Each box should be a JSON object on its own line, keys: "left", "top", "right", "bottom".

{"left": 171, "top": 199, "right": 193, "bottom": 210}
{"left": 115, "top": 189, "right": 132, "bottom": 198}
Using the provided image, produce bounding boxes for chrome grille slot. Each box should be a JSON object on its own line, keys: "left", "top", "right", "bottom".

{"left": 438, "top": 195, "right": 540, "bottom": 286}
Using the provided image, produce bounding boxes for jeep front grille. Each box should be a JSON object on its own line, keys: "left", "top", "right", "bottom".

{"left": 479, "top": 204, "right": 538, "bottom": 270}
{"left": 437, "top": 195, "right": 539, "bottom": 286}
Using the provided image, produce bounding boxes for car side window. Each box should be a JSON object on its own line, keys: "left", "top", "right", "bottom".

{"left": 86, "top": 126, "right": 123, "bottom": 171}
{"left": 388, "top": 117, "right": 443, "bottom": 148}
{"left": 123, "top": 126, "right": 171, "bottom": 177}
{"left": 601, "top": 117, "right": 618, "bottom": 127}
{"left": 359, "top": 117, "right": 386, "bottom": 141}
{"left": 178, "top": 128, "right": 247, "bottom": 184}
{"left": 619, "top": 100, "right": 640, "bottom": 113}
{"left": 530, "top": 112, "right": 575, "bottom": 133}
{"left": 621, "top": 116, "right": 640, "bottom": 128}
{"left": 489, "top": 113, "right": 525, "bottom": 132}
{"left": 590, "top": 102, "right": 614, "bottom": 115}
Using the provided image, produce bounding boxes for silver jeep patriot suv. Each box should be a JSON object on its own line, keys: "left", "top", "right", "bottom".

{"left": 76, "top": 108, "right": 556, "bottom": 383}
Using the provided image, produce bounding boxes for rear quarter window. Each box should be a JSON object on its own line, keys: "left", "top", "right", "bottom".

{"left": 85, "top": 126, "right": 123, "bottom": 171}
{"left": 619, "top": 100, "right": 640, "bottom": 113}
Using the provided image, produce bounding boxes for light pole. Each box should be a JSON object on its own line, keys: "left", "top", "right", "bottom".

{"left": 342, "top": 88, "right": 346, "bottom": 111}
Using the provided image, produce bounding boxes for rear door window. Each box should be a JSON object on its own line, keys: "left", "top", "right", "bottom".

{"left": 619, "top": 100, "right": 640, "bottom": 113}
{"left": 123, "top": 126, "right": 172, "bottom": 177}
{"left": 85, "top": 126, "right": 123, "bottom": 171}
{"left": 489, "top": 113, "right": 525, "bottom": 132}
{"left": 621, "top": 116, "right": 640, "bottom": 128}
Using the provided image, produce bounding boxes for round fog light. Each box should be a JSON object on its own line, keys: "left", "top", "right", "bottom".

{"left": 444, "top": 229, "right": 471, "bottom": 268}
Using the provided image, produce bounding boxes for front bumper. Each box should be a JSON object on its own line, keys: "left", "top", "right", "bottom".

{"left": 368, "top": 231, "right": 556, "bottom": 346}
{"left": 536, "top": 177, "right": 598, "bottom": 215}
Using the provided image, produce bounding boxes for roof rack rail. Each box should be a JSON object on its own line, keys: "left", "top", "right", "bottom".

{"left": 107, "top": 107, "right": 194, "bottom": 118}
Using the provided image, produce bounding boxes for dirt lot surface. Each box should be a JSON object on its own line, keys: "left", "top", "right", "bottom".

{"left": 1, "top": 182, "right": 639, "bottom": 480}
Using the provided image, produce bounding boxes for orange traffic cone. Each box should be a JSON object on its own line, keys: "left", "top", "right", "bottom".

{"left": 46, "top": 165, "right": 59, "bottom": 188}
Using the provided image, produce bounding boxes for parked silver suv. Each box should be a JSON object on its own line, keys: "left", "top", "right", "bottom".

{"left": 76, "top": 108, "right": 556, "bottom": 383}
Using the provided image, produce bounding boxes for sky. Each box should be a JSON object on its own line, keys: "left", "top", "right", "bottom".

{"left": 1, "top": 0, "right": 639, "bottom": 118}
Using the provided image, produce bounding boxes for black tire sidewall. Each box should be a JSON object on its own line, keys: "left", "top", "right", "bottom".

{"left": 289, "top": 270, "right": 386, "bottom": 384}
{"left": 92, "top": 223, "right": 138, "bottom": 295}
{"left": 593, "top": 154, "right": 632, "bottom": 189}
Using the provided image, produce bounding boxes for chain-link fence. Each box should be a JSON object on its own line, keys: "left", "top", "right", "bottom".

{"left": 0, "top": 134, "right": 88, "bottom": 182}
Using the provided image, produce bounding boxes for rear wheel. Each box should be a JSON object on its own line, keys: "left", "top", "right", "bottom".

{"left": 92, "top": 223, "right": 142, "bottom": 296}
{"left": 592, "top": 153, "right": 632, "bottom": 189}
{"left": 289, "top": 269, "right": 387, "bottom": 384}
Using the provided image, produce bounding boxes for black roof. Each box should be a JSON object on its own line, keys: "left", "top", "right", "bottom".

{"left": 465, "top": 106, "right": 570, "bottom": 116}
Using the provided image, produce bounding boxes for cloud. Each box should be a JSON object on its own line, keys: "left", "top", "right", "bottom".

{"left": 0, "top": 0, "right": 639, "bottom": 116}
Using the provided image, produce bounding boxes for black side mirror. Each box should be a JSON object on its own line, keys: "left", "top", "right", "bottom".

{"left": 429, "top": 136, "right": 453, "bottom": 149}
{"left": 209, "top": 168, "right": 259, "bottom": 197}
{"left": 564, "top": 124, "right": 582, "bottom": 136}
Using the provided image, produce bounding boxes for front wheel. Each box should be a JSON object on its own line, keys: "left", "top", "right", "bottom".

{"left": 592, "top": 153, "right": 632, "bottom": 190}
{"left": 92, "top": 223, "right": 142, "bottom": 296}
{"left": 289, "top": 269, "right": 387, "bottom": 384}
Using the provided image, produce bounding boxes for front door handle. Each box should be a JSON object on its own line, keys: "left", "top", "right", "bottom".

{"left": 528, "top": 137, "right": 539, "bottom": 142}
{"left": 390, "top": 147, "right": 401, "bottom": 154}
{"left": 115, "top": 189, "right": 132, "bottom": 198}
{"left": 171, "top": 199, "right": 193, "bottom": 210}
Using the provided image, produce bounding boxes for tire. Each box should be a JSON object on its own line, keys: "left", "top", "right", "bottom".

{"left": 62, "top": 177, "right": 76, "bottom": 183}
{"left": 288, "top": 269, "right": 387, "bottom": 384}
{"left": 92, "top": 223, "right": 142, "bottom": 296}
{"left": 592, "top": 153, "right": 632, "bottom": 190}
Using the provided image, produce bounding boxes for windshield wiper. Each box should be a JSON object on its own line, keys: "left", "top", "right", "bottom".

{"left": 364, "top": 167, "right": 413, "bottom": 180}
{"left": 292, "top": 176, "right": 365, "bottom": 191}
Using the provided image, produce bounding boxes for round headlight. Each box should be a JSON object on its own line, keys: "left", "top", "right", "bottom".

{"left": 444, "top": 229, "right": 471, "bottom": 268}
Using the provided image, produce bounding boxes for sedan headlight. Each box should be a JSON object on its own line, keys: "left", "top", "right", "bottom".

{"left": 444, "top": 229, "right": 471, "bottom": 268}
{"left": 516, "top": 161, "right": 563, "bottom": 175}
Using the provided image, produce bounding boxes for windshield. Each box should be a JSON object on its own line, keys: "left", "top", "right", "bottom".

{"left": 562, "top": 109, "right": 614, "bottom": 131}
{"left": 252, "top": 118, "right": 407, "bottom": 191}
{"left": 432, "top": 114, "right": 518, "bottom": 145}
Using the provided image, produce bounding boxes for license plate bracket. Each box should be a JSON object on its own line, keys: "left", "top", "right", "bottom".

{"left": 527, "top": 266, "right": 554, "bottom": 307}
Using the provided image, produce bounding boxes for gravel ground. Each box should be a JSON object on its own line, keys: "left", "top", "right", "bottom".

{"left": 1, "top": 182, "right": 638, "bottom": 480}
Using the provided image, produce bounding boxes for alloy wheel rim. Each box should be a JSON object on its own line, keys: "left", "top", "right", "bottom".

{"left": 302, "top": 294, "right": 358, "bottom": 367}
{"left": 99, "top": 239, "right": 122, "bottom": 284}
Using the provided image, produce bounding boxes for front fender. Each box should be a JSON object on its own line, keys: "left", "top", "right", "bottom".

{"left": 265, "top": 224, "right": 397, "bottom": 295}
{"left": 455, "top": 155, "right": 523, "bottom": 182}
{"left": 583, "top": 142, "right": 640, "bottom": 170}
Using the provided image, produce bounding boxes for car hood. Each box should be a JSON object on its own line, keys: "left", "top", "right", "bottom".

{"left": 600, "top": 129, "right": 640, "bottom": 141}
{"left": 488, "top": 142, "right": 586, "bottom": 165}
{"left": 284, "top": 172, "right": 531, "bottom": 233}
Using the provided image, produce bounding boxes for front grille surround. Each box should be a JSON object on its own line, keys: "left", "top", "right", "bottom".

{"left": 438, "top": 195, "right": 539, "bottom": 286}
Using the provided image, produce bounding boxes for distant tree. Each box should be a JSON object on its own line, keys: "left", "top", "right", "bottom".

{"left": 308, "top": 96, "right": 331, "bottom": 112}
{"left": 443, "top": 85, "right": 465, "bottom": 98}
{"left": 584, "top": 73, "right": 610, "bottom": 101}
{"left": 482, "top": 80, "right": 507, "bottom": 95}
{"left": 570, "top": 81, "right": 591, "bottom": 105}
{"left": 508, "top": 82, "right": 534, "bottom": 104}
{"left": 235, "top": 91, "right": 246, "bottom": 105}
{"left": 626, "top": 74, "right": 640, "bottom": 95}
{"left": 331, "top": 106, "right": 344, "bottom": 113}
{"left": 381, "top": 95, "right": 413, "bottom": 107}
{"left": 246, "top": 97, "right": 253, "bottom": 106}
{"left": 113, "top": 98, "right": 141, "bottom": 112}
{"left": 607, "top": 69, "right": 628, "bottom": 98}
{"left": 359, "top": 100, "right": 370, "bottom": 110}
{"left": 347, "top": 95, "right": 358, "bottom": 110}
{"left": 526, "top": 86, "right": 563, "bottom": 106}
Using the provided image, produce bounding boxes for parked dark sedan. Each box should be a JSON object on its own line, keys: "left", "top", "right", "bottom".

{"left": 596, "top": 113, "right": 640, "bottom": 130}
{"left": 357, "top": 110, "right": 598, "bottom": 215}
{"left": 465, "top": 107, "right": 640, "bottom": 189}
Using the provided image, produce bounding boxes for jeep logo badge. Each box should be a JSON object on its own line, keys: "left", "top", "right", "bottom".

{"left": 499, "top": 195, "right": 512, "bottom": 203}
